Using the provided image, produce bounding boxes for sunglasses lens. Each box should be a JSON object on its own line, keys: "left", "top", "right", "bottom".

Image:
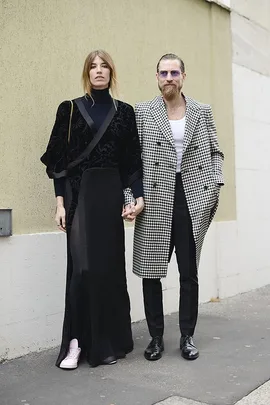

{"left": 159, "top": 71, "right": 167, "bottom": 78}
{"left": 159, "top": 70, "right": 181, "bottom": 78}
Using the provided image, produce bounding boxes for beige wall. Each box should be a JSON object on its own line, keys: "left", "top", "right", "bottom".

{"left": 0, "top": 0, "right": 235, "bottom": 234}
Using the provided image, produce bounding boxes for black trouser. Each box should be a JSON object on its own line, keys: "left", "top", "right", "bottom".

{"left": 143, "top": 173, "right": 198, "bottom": 338}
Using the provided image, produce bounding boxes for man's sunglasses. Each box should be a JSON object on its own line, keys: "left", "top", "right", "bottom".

{"left": 158, "top": 70, "right": 181, "bottom": 78}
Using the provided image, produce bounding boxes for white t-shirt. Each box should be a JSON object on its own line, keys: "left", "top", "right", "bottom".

{"left": 169, "top": 117, "right": 186, "bottom": 173}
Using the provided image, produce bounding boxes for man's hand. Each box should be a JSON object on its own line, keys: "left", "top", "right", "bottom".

{"left": 122, "top": 202, "right": 136, "bottom": 222}
{"left": 122, "top": 197, "right": 144, "bottom": 222}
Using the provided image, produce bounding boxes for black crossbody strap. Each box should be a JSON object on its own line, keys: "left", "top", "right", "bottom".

{"left": 67, "top": 98, "right": 118, "bottom": 171}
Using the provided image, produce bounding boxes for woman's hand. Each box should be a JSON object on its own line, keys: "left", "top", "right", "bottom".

{"left": 55, "top": 197, "right": 66, "bottom": 232}
{"left": 122, "top": 197, "right": 144, "bottom": 221}
{"left": 122, "top": 202, "right": 136, "bottom": 222}
{"left": 133, "top": 197, "right": 144, "bottom": 216}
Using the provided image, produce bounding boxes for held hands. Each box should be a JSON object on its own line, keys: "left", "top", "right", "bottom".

{"left": 55, "top": 197, "right": 66, "bottom": 232}
{"left": 55, "top": 196, "right": 144, "bottom": 230}
{"left": 122, "top": 197, "right": 144, "bottom": 222}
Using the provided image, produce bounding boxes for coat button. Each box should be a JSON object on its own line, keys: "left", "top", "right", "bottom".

{"left": 204, "top": 185, "right": 208, "bottom": 191}
{"left": 198, "top": 165, "right": 203, "bottom": 170}
{"left": 153, "top": 182, "right": 157, "bottom": 188}
{"left": 155, "top": 162, "right": 159, "bottom": 166}
{"left": 157, "top": 141, "right": 161, "bottom": 146}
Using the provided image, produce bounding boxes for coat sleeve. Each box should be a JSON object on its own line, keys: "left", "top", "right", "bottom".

{"left": 123, "top": 187, "right": 135, "bottom": 206}
{"left": 124, "top": 103, "right": 143, "bottom": 205}
{"left": 205, "top": 105, "right": 224, "bottom": 186}
{"left": 120, "top": 104, "right": 143, "bottom": 190}
{"left": 134, "top": 103, "right": 143, "bottom": 148}
{"left": 40, "top": 101, "right": 71, "bottom": 179}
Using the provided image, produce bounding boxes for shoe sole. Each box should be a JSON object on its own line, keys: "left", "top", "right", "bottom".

{"left": 89, "top": 360, "right": 117, "bottom": 367}
{"left": 144, "top": 354, "right": 162, "bottom": 361}
{"left": 59, "top": 364, "right": 78, "bottom": 369}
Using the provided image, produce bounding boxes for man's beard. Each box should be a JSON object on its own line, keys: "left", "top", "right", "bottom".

{"left": 159, "top": 83, "right": 181, "bottom": 101}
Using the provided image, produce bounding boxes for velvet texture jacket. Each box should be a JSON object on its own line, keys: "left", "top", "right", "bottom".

{"left": 41, "top": 96, "right": 143, "bottom": 194}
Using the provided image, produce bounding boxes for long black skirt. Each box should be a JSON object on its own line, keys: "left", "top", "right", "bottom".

{"left": 56, "top": 168, "right": 133, "bottom": 367}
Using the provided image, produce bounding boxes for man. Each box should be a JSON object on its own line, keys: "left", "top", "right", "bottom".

{"left": 123, "top": 53, "right": 224, "bottom": 361}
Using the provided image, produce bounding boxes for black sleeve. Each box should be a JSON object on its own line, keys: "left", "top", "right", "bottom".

{"left": 120, "top": 104, "right": 143, "bottom": 190}
{"left": 40, "top": 101, "right": 71, "bottom": 179}
{"left": 54, "top": 178, "right": 66, "bottom": 197}
{"left": 130, "top": 178, "right": 144, "bottom": 199}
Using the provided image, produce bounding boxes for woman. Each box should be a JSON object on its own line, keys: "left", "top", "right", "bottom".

{"left": 41, "top": 50, "right": 144, "bottom": 369}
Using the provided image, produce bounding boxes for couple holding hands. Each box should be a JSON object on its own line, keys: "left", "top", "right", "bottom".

{"left": 41, "top": 49, "right": 224, "bottom": 370}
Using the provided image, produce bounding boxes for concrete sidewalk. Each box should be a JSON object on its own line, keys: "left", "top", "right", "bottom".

{"left": 1, "top": 285, "right": 270, "bottom": 405}
{"left": 157, "top": 380, "right": 270, "bottom": 405}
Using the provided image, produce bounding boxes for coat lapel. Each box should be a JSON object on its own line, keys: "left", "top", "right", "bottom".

{"left": 150, "top": 95, "right": 201, "bottom": 152}
{"left": 182, "top": 95, "right": 201, "bottom": 153}
{"left": 150, "top": 96, "right": 175, "bottom": 148}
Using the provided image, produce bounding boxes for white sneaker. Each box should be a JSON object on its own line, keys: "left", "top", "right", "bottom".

{"left": 60, "top": 339, "right": 81, "bottom": 369}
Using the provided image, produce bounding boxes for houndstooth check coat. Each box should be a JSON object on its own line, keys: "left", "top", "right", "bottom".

{"left": 124, "top": 95, "right": 224, "bottom": 279}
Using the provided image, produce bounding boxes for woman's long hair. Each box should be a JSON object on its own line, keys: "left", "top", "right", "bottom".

{"left": 82, "top": 50, "right": 118, "bottom": 96}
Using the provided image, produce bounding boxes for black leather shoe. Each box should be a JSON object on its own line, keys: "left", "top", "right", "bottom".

{"left": 102, "top": 355, "right": 117, "bottom": 365}
{"left": 144, "top": 336, "right": 164, "bottom": 361}
{"left": 89, "top": 355, "right": 117, "bottom": 368}
{"left": 180, "top": 336, "right": 199, "bottom": 360}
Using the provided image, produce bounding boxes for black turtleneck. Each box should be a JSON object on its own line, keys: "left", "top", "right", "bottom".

{"left": 83, "top": 88, "right": 113, "bottom": 130}
{"left": 54, "top": 88, "right": 143, "bottom": 199}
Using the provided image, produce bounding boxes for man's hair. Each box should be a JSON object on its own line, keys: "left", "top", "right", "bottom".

{"left": 156, "top": 53, "right": 185, "bottom": 73}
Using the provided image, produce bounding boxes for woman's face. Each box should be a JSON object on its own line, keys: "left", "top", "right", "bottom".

{"left": 89, "top": 55, "right": 111, "bottom": 90}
